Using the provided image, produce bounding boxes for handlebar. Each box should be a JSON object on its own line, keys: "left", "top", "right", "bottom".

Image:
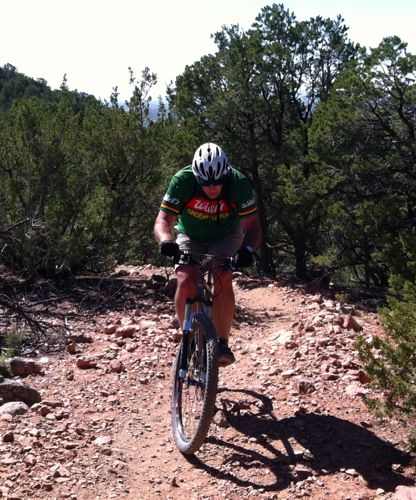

{"left": 178, "top": 250, "right": 236, "bottom": 271}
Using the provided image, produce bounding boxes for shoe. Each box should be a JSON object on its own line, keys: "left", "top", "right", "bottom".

{"left": 218, "top": 341, "right": 235, "bottom": 367}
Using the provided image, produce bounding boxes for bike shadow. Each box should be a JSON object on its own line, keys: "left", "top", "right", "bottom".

{"left": 184, "top": 388, "right": 414, "bottom": 493}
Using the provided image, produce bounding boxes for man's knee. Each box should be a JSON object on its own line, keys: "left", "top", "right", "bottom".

{"left": 214, "top": 270, "right": 234, "bottom": 296}
{"left": 176, "top": 266, "right": 197, "bottom": 296}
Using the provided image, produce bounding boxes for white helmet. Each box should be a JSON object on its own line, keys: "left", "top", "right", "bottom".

{"left": 192, "top": 143, "right": 230, "bottom": 185}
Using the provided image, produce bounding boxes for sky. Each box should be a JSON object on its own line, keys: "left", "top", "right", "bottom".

{"left": 1, "top": 0, "right": 415, "bottom": 102}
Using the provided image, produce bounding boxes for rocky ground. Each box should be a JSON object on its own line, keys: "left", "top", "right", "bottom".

{"left": 0, "top": 265, "right": 415, "bottom": 500}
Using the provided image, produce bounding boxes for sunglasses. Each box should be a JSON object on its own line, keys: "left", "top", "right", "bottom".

{"left": 196, "top": 176, "right": 224, "bottom": 187}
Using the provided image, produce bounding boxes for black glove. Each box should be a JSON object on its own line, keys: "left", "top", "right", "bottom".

{"left": 235, "top": 246, "right": 254, "bottom": 268}
{"left": 160, "top": 240, "right": 180, "bottom": 258}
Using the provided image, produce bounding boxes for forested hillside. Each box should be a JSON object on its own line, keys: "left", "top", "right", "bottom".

{"left": 1, "top": 5, "right": 415, "bottom": 289}
{"left": 0, "top": 64, "right": 55, "bottom": 114}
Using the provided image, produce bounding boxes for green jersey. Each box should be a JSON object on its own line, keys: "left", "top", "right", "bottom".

{"left": 160, "top": 165, "right": 257, "bottom": 243}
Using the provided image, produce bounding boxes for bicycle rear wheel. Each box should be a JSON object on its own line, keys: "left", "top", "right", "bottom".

{"left": 171, "top": 312, "right": 218, "bottom": 454}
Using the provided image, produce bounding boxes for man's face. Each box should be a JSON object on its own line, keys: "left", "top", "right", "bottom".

{"left": 202, "top": 185, "right": 222, "bottom": 199}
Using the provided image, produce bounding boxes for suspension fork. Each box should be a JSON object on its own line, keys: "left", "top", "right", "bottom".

{"left": 179, "top": 298, "right": 196, "bottom": 379}
{"left": 179, "top": 280, "right": 213, "bottom": 380}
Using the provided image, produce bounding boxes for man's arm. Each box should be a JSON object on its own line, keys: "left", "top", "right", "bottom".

{"left": 154, "top": 210, "right": 177, "bottom": 244}
{"left": 240, "top": 213, "right": 262, "bottom": 251}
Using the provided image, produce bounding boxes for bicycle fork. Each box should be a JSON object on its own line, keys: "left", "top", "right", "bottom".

{"left": 179, "top": 293, "right": 213, "bottom": 380}
{"left": 179, "top": 299, "right": 194, "bottom": 380}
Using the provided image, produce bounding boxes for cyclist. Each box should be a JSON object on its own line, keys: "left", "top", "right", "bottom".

{"left": 154, "top": 143, "right": 261, "bottom": 366}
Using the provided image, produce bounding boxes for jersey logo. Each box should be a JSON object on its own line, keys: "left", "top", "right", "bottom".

{"left": 184, "top": 196, "right": 235, "bottom": 221}
{"left": 186, "top": 197, "right": 231, "bottom": 214}
{"left": 163, "top": 193, "right": 180, "bottom": 205}
{"left": 241, "top": 196, "right": 256, "bottom": 209}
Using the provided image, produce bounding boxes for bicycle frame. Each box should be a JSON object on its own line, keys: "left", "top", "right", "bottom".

{"left": 178, "top": 252, "right": 234, "bottom": 379}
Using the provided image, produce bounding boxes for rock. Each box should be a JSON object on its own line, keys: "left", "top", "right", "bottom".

{"left": 213, "top": 410, "right": 229, "bottom": 428}
{"left": 137, "top": 319, "right": 157, "bottom": 329}
{"left": 67, "top": 332, "right": 93, "bottom": 343}
{"left": 345, "top": 381, "right": 368, "bottom": 397}
{"left": 345, "top": 468, "right": 358, "bottom": 477}
{"left": 52, "top": 466, "right": 71, "bottom": 478}
{"left": 8, "top": 357, "right": 43, "bottom": 377}
{"left": 150, "top": 273, "right": 166, "bottom": 284}
{"left": 357, "top": 369, "right": 371, "bottom": 384}
{"left": 103, "top": 324, "right": 117, "bottom": 335}
{"left": 311, "top": 316, "right": 324, "bottom": 327}
{"left": 333, "top": 314, "right": 345, "bottom": 326}
{"left": 164, "top": 278, "right": 178, "bottom": 298}
{"left": 108, "top": 360, "right": 125, "bottom": 373}
{"left": 271, "top": 330, "right": 297, "bottom": 349}
{"left": 2, "top": 431, "right": 14, "bottom": 442}
{"left": 170, "top": 475, "right": 179, "bottom": 487}
{"left": 0, "top": 378, "right": 42, "bottom": 405}
{"left": 294, "top": 378, "right": 316, "bottom": 394}
{"left": 38, "top": 405, "right": 51, "bottom": 417}
{"left": 344, "top": 314, "right": 363, "bottom": 332}
{"left": 0, "top": 401, "right": 30, "bottom": 415}
{"left": 312, "top": 295, "right": 324, "bottom": 304}
{"left": 24, "top": 454, "right": 36, "bottom": 466}
{"left": 76, "top": 357, "right": 98, "bottom": 369}
{"left": 393, "top": 486, "right": 416, "bottom": 500}
{"left": 93, "top": 435, "right": 113, "bottom": 446}
{"left": 66, "top": 341, "right": 78, "bottom": 354}
{"left": 115, "top": 325, "right": 137, "bottom": 338}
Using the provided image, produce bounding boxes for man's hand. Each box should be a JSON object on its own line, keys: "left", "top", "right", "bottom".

{"left": 160, "top": 240, "right": 180, "bottom": 258}
{"left": 235, "top": 246, "right": 254, "bottom": 268}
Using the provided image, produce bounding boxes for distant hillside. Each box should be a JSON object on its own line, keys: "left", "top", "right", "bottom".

{"left": 0, "top": 63, "right": 56, "bottom": 113}
{"left": 149, "top": 99, "right": 168, "bottom": 120}
{"left": 0, "top": 63, "right": 166, "bottom": 119}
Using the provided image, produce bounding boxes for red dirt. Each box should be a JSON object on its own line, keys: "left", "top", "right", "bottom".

{"left": 0, "top": 266, "right": 414, "bottom": 499}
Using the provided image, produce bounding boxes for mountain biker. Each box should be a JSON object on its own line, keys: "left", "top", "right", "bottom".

{"left": 154, "top": 142, "right": 261, "bottom": 366}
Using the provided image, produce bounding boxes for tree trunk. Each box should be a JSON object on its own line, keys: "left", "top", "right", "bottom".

{"left": 295, "top": 243, "right": 308, "bottom": 280}
{"left": 247, "top": 136, "right": 275, "bottom": 275}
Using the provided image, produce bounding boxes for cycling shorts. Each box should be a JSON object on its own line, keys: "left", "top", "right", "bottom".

{"left": 176, "top": 223, "right": 243, "bottom": 258}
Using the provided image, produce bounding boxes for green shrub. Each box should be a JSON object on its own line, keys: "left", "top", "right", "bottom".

{"left": 0, "top": 328, "right": 27, "bottom": 376}
{"left": 3, "top": 328, "right": 27, "bottom": 353}
{"left": 357, "top": 280, "right": 416, "bottom": 448}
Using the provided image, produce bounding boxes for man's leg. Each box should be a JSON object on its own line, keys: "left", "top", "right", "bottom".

{"left": 212, "top": 269, "right": 235, "bottom": 341}
{"left": 212, "top": 269, "right": 236, "bottom": 366}
{"left": 174, "top": 233, "right": 206, "bottom": 328}
{"left": 175, "top": 265, "right": 198, "bottom": 330}
{"left": 208, "top": 225, "right": 243, "bottom": 367}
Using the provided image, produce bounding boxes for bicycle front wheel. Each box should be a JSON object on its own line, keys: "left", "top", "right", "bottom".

{"left": 171, "top": 312, "right": 218, "bottom": 454}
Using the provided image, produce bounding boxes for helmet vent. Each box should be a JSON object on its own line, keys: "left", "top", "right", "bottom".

{"left": 191, "top": 142, "right": 228, "bottom": 184}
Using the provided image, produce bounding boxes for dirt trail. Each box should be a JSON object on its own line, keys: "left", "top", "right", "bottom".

{"left": 0, "top": 267, "right": 414, "bottom": 500}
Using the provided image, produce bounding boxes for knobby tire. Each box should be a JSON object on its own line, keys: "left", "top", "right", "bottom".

{"left": 171, "top": 312, "right": 218, "bottom": 454}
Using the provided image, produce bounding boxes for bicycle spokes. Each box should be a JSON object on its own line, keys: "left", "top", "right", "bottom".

{"left": 171, "top": 312, "right": 219, "bottom": 454}
{"left": 178, "top": 327, "right": 207, "bottom": 438}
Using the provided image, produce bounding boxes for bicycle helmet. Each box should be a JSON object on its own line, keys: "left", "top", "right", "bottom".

{"left": 192, "top": 143, "right": 230, "bottom": 186}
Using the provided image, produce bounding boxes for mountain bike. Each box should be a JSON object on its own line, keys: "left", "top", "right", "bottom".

{"left": 171, "top": 251, "right": 235, "bottom": 455}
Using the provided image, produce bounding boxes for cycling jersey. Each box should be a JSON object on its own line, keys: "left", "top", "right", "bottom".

{"left": 160, "top": 165, "right": 257, "bottom": 243}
